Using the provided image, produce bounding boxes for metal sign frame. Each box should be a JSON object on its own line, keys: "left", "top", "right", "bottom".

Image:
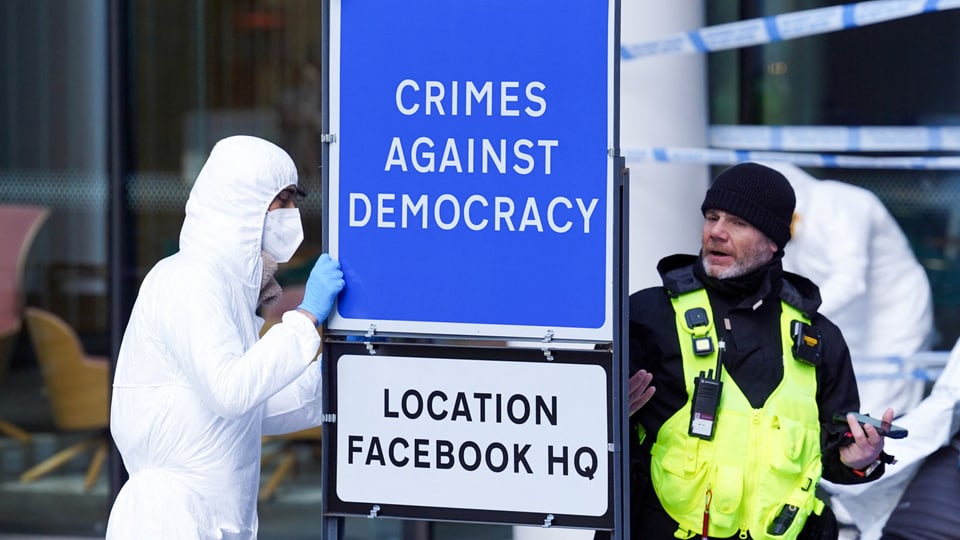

{"left": 320, "top": 1, "right": 626, "bottom": 538}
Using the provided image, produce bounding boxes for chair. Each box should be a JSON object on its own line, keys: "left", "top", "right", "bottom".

{"left": 259, "top": 426, "right": 322, "bottom": 501}
{"left": 20, "top": 307, "right": 109, "bottom": 491}
{"left": 0, "top": 205, "right": 50, "bottom": 444}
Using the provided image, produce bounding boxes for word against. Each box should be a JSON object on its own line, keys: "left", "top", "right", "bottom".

{"left": 387, "top": 79, "right": 557, "bottom": 176}
{"left": 384, "top": 137, "right": 559, "bottom": 175}
{"left": 349, "top": 192, "right": 599, "bottom": 234}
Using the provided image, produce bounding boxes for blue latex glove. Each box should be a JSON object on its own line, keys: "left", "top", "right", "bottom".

{"left": 297, "top": 253, "right": 345, "bottom": 325}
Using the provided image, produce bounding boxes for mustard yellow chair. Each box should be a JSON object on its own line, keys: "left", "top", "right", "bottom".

{"left": 21, "top": 307, "right": 109, "bottom": 490}
{"left": 259, "top": 426, "right": 322, "bottom": 501}
{"left": 0, "top": 205, "right": 50, "bottom": 444}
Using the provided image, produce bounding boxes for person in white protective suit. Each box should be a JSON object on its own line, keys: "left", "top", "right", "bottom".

{"left": 105, "top": 135, "right": 345, "bottom": 539}
{"left": 763, "top": 162, "right": 934, "bottom": 417}
{"left": 762, "top": 162, "right": 944, "bottom": 539}
{"left": 828, "top": 338, "right": 959, "bottom": 540}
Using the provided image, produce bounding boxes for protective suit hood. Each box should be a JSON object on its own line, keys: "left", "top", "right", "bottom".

{"left": 764, "top": 160, "right": 934, "bottom": 417}
{"left": 180, "top": 135, "right": 298, "bottom": 299}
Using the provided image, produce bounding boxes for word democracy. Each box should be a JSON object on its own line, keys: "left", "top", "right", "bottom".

{"left": 349, "top": 192, "right": 600, "bottom": 234}
{"left": 388, "top": 79, "right": 556, "bottom": 176}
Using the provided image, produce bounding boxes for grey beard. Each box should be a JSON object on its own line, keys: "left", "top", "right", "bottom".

{"left": 259, "top": 250, "right": 283, "bottom": 309}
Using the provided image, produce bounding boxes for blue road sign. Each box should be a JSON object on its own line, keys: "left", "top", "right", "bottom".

{"left": 327, "top": 0, "right": 616, "bottom": 340}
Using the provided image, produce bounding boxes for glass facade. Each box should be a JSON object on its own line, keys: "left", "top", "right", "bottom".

{"left": 0, "top": 0, "right": 957, "bottom": 537}
{"left": 708, "top": 1, "right": 960, "bottom": 348}
{"left": 130, "top": 0, "right": 325, "bottom": 279}
{"left": 0, "top": 0, "right": 336, "bottom": 536}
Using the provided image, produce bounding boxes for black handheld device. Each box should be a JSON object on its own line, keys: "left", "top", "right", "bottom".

{"left": 767, "top": 504, "right": 798, "bottom": 536}
{"left": 790, "top": 321, "right": 822, "bottom": 365}
{"left": 689, "top": 373, "right": 722, "bottom": 439}
{"left": 688, "top": 340, "right": 724, "bottom": 440}
{"left": 833, "top": 412, "right": 908, "bottom": 439}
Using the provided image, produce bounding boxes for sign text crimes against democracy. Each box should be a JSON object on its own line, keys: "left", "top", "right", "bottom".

{"left": 345, "top": 387, "right": 600, "bottom": 480}
{"left": 347, "top": 79, "right": 600, "bottom": 235}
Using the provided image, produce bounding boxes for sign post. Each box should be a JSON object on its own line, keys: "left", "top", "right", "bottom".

{"left": 321, "top": 0, "right": 624, "bottom": 537}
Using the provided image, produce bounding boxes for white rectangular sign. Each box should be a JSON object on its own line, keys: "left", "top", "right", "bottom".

{"left": 334, "top": 354, "right": 610, "bottom": 517}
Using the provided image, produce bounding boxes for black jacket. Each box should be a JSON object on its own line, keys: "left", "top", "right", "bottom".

{"left": 625, "top": 254, "right": 879, "bottom": 538}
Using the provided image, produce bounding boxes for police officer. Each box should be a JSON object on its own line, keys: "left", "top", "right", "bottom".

{"left": 622, "top": 162, "right": 893, "bottom": 540}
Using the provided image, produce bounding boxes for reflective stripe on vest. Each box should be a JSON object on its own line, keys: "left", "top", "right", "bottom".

{"left": 650, "top": 288, "right": 824, "bottom": 540}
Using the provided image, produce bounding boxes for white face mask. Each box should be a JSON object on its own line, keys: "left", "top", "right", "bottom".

{"left": 262, "top": 208, "right": 304, "bottom": 263}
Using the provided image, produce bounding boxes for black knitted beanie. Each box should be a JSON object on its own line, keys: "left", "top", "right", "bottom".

{"left": 700, "top": 162, "right": 796, "bottom": 250}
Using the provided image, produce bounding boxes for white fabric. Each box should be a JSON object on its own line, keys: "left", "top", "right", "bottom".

{"left": 825, "top": 338, "right": 960, "bottom": 540}
{"left": 262, "top": 207, "right": 303, "bottom": 263}
{"left": 106, "top": 136, "right": 323, "bottom": 540}
{"left": 767, "top": 162, "right": 934, "bottom": 417}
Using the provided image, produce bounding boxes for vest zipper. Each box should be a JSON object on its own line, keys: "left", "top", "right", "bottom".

{"left": 742, "top": 409, "right": 763, "bottom": 535}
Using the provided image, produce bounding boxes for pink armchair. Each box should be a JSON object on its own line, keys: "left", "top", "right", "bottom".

{"left": 0, "top": 205, "right": 49, "bottom": 444}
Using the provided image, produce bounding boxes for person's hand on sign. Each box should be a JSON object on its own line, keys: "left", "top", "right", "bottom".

{"left": 296, "top": 253, "right": 345, "bottom": 326}
{"left": 628, "top": 369, "right": 655, "bottom": 417}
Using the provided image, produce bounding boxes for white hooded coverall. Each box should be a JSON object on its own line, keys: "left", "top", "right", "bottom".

{"left": 106, "top": 136, "right": 324, "bottom": 539}
{"left": 765, "top": 163, "right": 942, "bottom": 538}
{"left": 767, "top": 162, "right": 934, "bottom": 417}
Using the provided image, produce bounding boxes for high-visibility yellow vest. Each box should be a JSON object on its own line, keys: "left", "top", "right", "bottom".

{"left": 650, "top": 288, "right": 824, "bottom": 540}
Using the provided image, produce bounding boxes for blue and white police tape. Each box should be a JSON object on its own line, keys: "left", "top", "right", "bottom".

{"left": 851, "top": 352, "right": 950, "bottom": 382}
{"left": 710, "top": 125, "right": 960, "bottom": 152}
{"left": 622, "top": 0, "right": 960, "bottom": 60}
{"left": 622, "top": 146, "right": 960, "bottom": 170}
